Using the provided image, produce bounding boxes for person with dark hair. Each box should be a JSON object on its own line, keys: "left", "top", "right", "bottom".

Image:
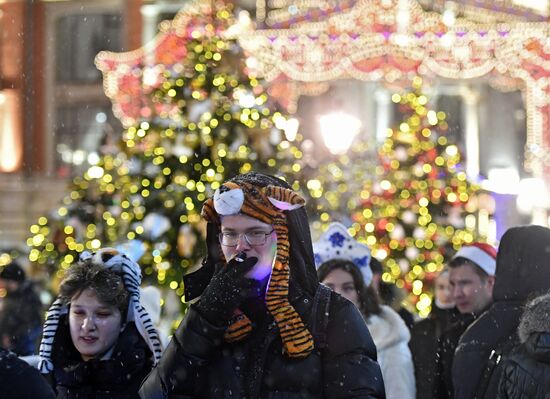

{"left": 453, "top": 225, "right": 550, "bottom": 399}
{"left": 37, "top": 249, "right": 162, "bottom": 399}
{"left": 314, "top": 222, "right": 414, "bottom": 399}
{"left": 369, "top": 256, "right": 415, "bottom": 330}
{"left": 497, "top": 291, "right": 550, "bottom": 398}
{"left": 378, "top": 281, "right": 415, "bottom": 330}
{"left": 369, "top": 257, "right": 384, "bottom": 293}
{"left": 409, "top": 268, "right": 459, "bottom": 399}
{"left": 139, "top": 172, "right": 385, "bottom": 398}
{"left": 0, "top": 260, "right": 43, "bottom": 356}
{"left": 434, "top": 242, "right": 497, "bottom": 398}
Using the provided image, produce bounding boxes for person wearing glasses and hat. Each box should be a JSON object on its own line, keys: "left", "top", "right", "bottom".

{"left": 139, "top": 172, "right": 385, "bottom": 399}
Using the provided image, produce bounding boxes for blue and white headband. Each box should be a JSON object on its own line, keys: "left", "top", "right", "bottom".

{"left": 38, "top": 248, "right": 163, "bottom": 373}
{"left": 313, "top": 222, "right": 373, "bottom": 286}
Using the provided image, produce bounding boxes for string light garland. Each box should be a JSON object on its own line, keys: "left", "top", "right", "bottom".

{"left": 237, "top": 0, "right": 550, "bottom": 179}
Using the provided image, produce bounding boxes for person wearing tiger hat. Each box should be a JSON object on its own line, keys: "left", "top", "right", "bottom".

{"left": 139, "top": 172, "right": 385, "bottom": 398}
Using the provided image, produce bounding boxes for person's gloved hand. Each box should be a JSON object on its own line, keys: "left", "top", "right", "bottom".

{"left": 194, "top": 252, "right": 258, "bottom": 326}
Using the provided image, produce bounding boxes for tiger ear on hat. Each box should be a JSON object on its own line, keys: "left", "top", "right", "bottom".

{"left": 202, "top": 198, "right": 218, "bottom": 222}
{"left": 264, "top": 185, "right": 305, "bottom": 211}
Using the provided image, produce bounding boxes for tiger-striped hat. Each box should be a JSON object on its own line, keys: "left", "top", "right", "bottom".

{"left": 202, "top": 177, "right": 314, "bottom": 358}
{"left": 37, "top": 249, "right": 163, "bottom": 373}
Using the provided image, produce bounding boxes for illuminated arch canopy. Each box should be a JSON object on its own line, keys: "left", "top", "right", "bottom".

{"left": 237, "top": 0, "right": 550, "bottom": 177}
{"left": 95, "top": 0, "right": 549, "bottom": 177}
{"left": 95, "top": 1, "right": 227, "bottom": 129}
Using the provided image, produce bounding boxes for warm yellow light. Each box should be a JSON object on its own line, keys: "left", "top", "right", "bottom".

{"left": 427, "top": 111, "right": 438, "bottom": 125}
{"left": 0, "top": 90, "right": 22, "bottom": 172}
{"left": 283, "top": 117, "right": 299, "bottom": 141}
{"left": 446, "top": 145, "right": 458, "bottom": 157}
{"left": 319, "top": 112, "right": 361, "bottom": 155}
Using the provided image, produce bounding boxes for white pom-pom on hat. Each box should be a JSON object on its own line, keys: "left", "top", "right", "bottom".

{"left": 213, "top": 187, "right": 245, "bottom": 215}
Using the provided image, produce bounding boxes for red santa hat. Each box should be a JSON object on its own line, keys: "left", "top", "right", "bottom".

{"left": 453, "top": 242, "right": 497, "bottom": 276}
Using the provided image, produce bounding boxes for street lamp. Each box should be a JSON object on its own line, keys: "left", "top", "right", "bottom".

{"left": 319, "top": 111, "right": 361, "bottom": 155}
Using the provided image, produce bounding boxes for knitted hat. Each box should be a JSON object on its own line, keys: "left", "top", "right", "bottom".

{"left": 38, "top": 249, "right": 163, "bottom": 373}
{"left": 0, "top": 261, "right": 26, "bottom": 283}
{"left": 312, "top": 222, "right": 373, "bottom": 286}
{"left": 202, "top": 176, "right": 314, "bottom": 358}
{"left": 453, "top": 242, "right": 497, "bottom": 276}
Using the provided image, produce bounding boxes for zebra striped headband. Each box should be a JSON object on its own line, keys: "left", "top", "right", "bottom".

{"left": 38, "top": 248, "right": 163, "bottom": 373}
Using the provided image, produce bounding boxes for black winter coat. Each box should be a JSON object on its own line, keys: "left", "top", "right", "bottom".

{"left": 0, "top": 347, "right": 55, "bottom": 399}
{"left": 409, "top": 306, "right": 458, "bottom": 399}
{"left": 139, "top": 287, "right": 386, "bottom": 399}
{"left": 497, "top": 332, "right": 550, "bottom": 398}
{"left": 433, "top": 312, "right": 480, "bottom": 399}
{"left": 51, "top": 321, "right": 154, "bottom": 399}
{"left": 452, "top": 225, "right": 550, "bottom": 399}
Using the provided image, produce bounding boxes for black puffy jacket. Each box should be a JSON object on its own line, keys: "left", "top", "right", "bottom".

{"left": 409, "top": 305, "right": 459, "bottom": 399}
{"left": 497, "top": 332, "right": 550, "bottom": 398}
{"left": 497, "top": 291, "right": 550, "bottom": 399}
{"left": 51, "top": 321, "right": 154, "bottom": 399}
{"left": 433, "top": 311, "right": 478, "bottom": 399}
{"left": 452, "top": 225, "right": 550, "bottom": 399}
{"left": 139, "top": 285, "right": 385, "bottom": 399}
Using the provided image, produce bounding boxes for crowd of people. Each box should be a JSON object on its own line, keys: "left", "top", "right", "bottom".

{"left": 1, "top": 171, "right": 550, "bottom": 398}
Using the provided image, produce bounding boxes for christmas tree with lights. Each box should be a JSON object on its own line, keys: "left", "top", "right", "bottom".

{"left": 351, "top": 77, "right": 485, "bottom": 316}
{"left": 26, "top": 1, "right": 302, "bottom": 300}
{"left": 292, "top": 139, "right": 376, "bottom": 233}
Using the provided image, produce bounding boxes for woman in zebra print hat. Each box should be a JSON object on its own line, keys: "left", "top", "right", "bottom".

{"left": 37, "top": 249, "right": 162, "bottom": 399}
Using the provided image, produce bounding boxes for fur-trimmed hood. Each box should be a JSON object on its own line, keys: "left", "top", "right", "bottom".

{"left": 518, "top": 292, "right": 550, "bottom": 343}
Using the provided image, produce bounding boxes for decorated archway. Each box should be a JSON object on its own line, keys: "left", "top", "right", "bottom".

{"left": 237, "top": 0, "right": 550, "bottom": 178}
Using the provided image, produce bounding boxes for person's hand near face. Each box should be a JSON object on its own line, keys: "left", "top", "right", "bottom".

{"left": 69, "top": 288, "right": 123, "bottom": 361}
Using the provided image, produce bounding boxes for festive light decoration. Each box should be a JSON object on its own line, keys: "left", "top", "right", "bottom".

{"left": 28, "top": 0, "right": 302, "bottom": 299}
{"left": 319, "top": 112, "right": 362, "bottom": 155}
{"left": 237, "top": 0, "right": 550, "bottom": 180}
{"left": 258, "top": 0, "right": 549, "bottom": 27}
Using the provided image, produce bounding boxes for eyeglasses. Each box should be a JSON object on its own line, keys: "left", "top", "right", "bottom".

{"left": 219, "top": 229, "right": 275, "bottom": 247}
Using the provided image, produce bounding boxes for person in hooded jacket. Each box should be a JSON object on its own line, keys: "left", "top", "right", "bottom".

{"left": 452, "top": 225, "right": 550, "bottom": 399}
{"left": 0, "top": 260, "right": 44, "bottom": 356}
{"left": 36, "top": 249, "right": 163, "bottom": 399}
{"left": 139, "top": 172, "right": 385, "bottom": 399}
{"left": 497, "top": 291, "right": 550, "bottom": 398}
{"left": 313, "top": 222, "right": 414, "bottom": 399}
{"left": 409, "top": 269, "right": 459, "bottom": 399}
